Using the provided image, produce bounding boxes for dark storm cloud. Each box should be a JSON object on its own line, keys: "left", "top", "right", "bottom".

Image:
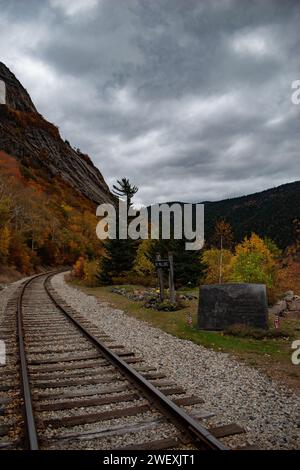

{"left": 0, "top": 0, "right": 299, "bottom": 206}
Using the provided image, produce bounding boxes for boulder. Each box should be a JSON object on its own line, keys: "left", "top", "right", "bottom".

{"left": 283, "top": 291, "right": 294, "bottom": 302}
{"left": 269, "top": 300, "right": 287, "bottom": 316}
{"left": 287, "top": 298, "right": 300, "bottom": 312}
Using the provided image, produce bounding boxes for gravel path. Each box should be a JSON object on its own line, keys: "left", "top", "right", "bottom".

{"left": 51, "top": 273, "right": 300, "bottom": 450}
{"left": 0, "top": 276, "right": 30, "bottom": 323}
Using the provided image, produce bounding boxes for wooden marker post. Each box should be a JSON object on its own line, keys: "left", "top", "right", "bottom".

{"left": 168, "top": 253, "right": 176, "bottom": 303}
{"left": 155, "top": 253, "right": 176, "bottom": 304}
{"left": 156, "top": 253, "right": 165, "bottom": 302}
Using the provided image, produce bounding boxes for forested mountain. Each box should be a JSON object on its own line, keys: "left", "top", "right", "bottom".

{"left": 154, "top": 181, "right": 299, "bottom": 249}
{"left": 203, "top": 181, "right": 300, "bottom": 249}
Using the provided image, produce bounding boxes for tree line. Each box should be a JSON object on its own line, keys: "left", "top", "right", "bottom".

{"left": 73, "top": 178, "right": 299, "bottom": 299}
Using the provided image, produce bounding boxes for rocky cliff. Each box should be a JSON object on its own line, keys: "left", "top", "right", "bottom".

{"left": 0, "top": 62, "right": 113, "bottom": 205}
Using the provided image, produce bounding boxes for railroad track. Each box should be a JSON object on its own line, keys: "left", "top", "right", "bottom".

{"left": 0, "top": 272, "right": 249, "bottom": 451}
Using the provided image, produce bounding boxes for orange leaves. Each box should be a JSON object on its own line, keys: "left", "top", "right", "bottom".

{"left": 203, "top": 233, "right": 278, "bottom": 288}
{"left": 8, "top": 234, "right": 31, "bottom": 274}
{"left": 287, "top": 219, "right": 300, "bottom": 261}
{"left": 73, "top": 256, "right": 85, "bottom": 278}
{"left": 0, "top": 148, "right": 102, "bottom": 272}
{"left": 0, "top": 151, "right": 22, "bottom": 181}
{"left": 277, "top": 260, "right": 300, "bottom": 295}
{"left": 0, "top": 226, "right": 10, "bottom": 260}
{"left": 234, "top": 233, "right": 273, "bottom": 257}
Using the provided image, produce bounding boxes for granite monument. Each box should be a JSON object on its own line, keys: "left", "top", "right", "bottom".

{"left": 198, "top": 283, "right": 268, "bottom": 330}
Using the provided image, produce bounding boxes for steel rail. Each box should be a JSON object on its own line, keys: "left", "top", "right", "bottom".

{"left": 17, "top": 272, "right": 48, "bottom": 450}
{"left": 44, "top": 273, "right": 228, "bottom": 451}
{"left": 17, "top": 270, "right": 65, "bottom": 450}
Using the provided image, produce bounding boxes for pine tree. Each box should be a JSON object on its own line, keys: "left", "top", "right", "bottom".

{"left": 112, "top": 178, "right": 138, "bottom": 205}
{"left": 172, "top": 239, "right": 205, "bottom": 287}
{"left": 98, "top": 178, "right": 138, "bottom": 285}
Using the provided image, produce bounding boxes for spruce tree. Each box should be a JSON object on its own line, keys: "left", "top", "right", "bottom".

{"left": 98, "top": 178, "right": 138, "bottom": 285}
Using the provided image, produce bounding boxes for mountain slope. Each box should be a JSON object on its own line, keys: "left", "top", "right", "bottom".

{"left": 203, "top": 181, "right": 300, "bottom": 249}
{"left": 0, "top": 62, "right": 113, "bottom": 205}
{"left": 0, "top": 62, "right": 114, "bottom": 276}
{"left": 160, "top": 181, "right": 300, "bottom": 249}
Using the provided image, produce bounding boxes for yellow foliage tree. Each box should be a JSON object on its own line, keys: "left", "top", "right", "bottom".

{"left": 211, "top": 219, "right": 234, "bottom": 283}
{"left": 133, "top": 240, "right": 155, "bottom": 276}
{"left": 202, "top": 248, "right": 233, "bottom": 284}
{"left": 229, "top": 233, "right": 277, "bottom": 287}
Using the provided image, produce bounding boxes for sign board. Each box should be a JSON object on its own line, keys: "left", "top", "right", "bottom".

{"left": 155, "top": 259, "right": 169, "bottom": 269}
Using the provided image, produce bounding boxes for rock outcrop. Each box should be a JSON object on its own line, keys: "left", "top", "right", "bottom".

{"left": 0, "top": 62, "right": 114, "bottom": 205}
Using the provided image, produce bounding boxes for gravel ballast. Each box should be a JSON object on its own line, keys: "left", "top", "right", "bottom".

{"left": 0, "top": 277, "right": 29, "bottom": 323}
{"left": 50, "top": 273, "right": 300, "bottom": 450}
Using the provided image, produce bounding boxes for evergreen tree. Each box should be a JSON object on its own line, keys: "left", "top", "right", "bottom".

{"left": 98, "top": 178, "right": 138, "bottom": 285}
{"left": 149, "top": 238, "right": 205, "bottom": 287}
{"left": 112, "top": 178, "right": 138, "bottom": 206}
{"left": 172, "top": 239, "right": 205, "bottom": 287}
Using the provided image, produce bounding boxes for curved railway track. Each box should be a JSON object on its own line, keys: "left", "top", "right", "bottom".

{"left": 0, "top": 272, "right": 248, "bottom": 451}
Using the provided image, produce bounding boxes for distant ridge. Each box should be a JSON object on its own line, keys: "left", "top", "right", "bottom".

{"left": 155, "top": 180, "right": 300, "bottom": 249}
{"left": 202, "top": 180, "right": 300, "bottom": 249}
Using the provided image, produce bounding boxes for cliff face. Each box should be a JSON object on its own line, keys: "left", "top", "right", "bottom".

{"left": 0, "top": 62, "right": 113, "bottom": 205}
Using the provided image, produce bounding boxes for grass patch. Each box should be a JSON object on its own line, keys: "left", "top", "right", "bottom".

{"left": 224, "top": 323, "right": 288, "bottom": 339}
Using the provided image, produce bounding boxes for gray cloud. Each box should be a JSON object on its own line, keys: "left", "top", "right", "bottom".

{"left": 0, "top": 0, "right": 299, "bottom": 206}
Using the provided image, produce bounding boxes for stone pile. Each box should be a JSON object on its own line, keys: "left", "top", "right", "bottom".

{"left": 111, "top": 287, "right": 157, "bottom": 302}
{"left": 269, "top": 291, "right": 300, "bottom": 317}
{"left": 178, "top": 293, "right": 198, "bottom": 301}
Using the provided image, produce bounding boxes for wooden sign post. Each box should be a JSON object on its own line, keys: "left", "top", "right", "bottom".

{"left": 168, "top": 253, "right": 176, "bottom": 303}
{"left": 155, "top": 253, "right": 165, "bottom": 301}
{"left": 155, "top": 253, "right": 176, "bottom": 304}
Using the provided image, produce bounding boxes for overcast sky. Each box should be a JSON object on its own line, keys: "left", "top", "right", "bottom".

{"left": 0, "top": 0, "right": 299, "bottom": 206}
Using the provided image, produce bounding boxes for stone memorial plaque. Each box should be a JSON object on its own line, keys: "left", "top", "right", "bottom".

{"left": 0, "top": 80, "right": 6, "bottom": 105}
{"left": 198, "top": 283, "right": 268, "bottom": 330}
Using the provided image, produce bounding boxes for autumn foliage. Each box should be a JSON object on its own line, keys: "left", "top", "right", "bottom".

{"left": 202, "top": 228, "right": 296, "bottom": 301}
{"left": 229, "top": 233, "right": 277, "bottom": 287}
{"left": 0, "top": 151, "right": 103, "bottom": 273}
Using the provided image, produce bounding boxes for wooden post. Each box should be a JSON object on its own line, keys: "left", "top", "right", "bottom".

{"left": 156, "top": 253, "right": 164, "bottom": 302}
{"left": 168, "top": 253, "right": 176, "bottom": 303}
